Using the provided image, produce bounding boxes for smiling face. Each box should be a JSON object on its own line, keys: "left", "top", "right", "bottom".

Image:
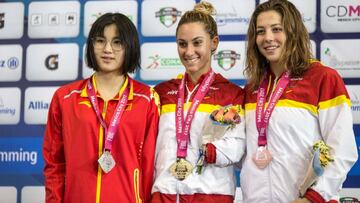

{"left": 176, "top": 22, "right": 218, "bottom": 82}
{"left": 93, "top": 24, "right": 125, "bottom": 74}
{"left": 256, "top": 10, "right": 287, "bottom": 73}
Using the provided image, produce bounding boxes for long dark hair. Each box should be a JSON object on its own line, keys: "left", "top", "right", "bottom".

{"left": 244, "top": 0, "right": 312, "bottom": 89}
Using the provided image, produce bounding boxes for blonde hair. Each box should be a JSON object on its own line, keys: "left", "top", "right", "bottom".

{"left": 176, "top": 1, "right": 218, "bottom": 40}
{"left": 244, "top": 0, "right": 313, "bottom": 89}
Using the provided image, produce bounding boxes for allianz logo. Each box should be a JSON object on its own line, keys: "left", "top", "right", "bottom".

{"left": 28, "top": 100, "right": 49, "bottom": 110}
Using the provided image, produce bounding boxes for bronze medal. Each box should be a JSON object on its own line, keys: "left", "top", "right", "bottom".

{"left": 252, "top": 146, "right": 272, "bottom": 169}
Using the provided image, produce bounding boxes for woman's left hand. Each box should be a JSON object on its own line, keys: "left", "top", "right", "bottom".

{"left": 292, "top": 198, "right": 311, "bottom": 203}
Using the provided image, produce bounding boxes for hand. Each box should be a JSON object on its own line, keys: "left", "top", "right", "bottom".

{"left": 292, "top": 198, "right": 311, "bottom": 203}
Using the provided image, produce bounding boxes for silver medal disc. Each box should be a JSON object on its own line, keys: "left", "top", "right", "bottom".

{"left": 98, "top": 151, "right": 116, "bottom": 173}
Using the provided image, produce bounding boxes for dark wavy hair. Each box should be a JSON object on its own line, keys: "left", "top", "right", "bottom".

{"left": 85, "top": 13, "right": 140, "bottom": 74}
{"left": 244, "top": 0, "right": 313, "bottom": 89}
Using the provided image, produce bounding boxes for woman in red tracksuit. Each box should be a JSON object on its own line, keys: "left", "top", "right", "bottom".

{"left": 43, "top": 13, "right": 159, "bottom": 203}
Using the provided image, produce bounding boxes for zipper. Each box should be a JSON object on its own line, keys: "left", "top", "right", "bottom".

{"left": 96, "top": 100, "right": 108, "bottom": 203}
{"left": 266, "top": 76, "right": 278, "bottom": 202}
{"left": 134, "top": 168, "right": 142, "bottom": 203}
{"left": 176, "top": 181, "right": 180, "bottom": 203}
{"left": 268, "top": 149, "right": 273, "bottom": 202}
{"left": 177, "top": 83, "right": 198, "bottom": 203}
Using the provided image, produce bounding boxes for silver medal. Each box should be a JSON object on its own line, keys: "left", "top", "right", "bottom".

{"left": 98, "top": 151, "right": 116, "bottom": 173}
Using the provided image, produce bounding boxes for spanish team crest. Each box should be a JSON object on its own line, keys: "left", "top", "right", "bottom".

{"left": 213, "top": 50, "right": 241, "bottom": 71}
{"left": 155, "top": 7, "right": 181, "bottom": 28}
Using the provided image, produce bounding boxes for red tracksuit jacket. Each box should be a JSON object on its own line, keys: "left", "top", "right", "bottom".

{"left": 43, "top": 76, "right": 159, "bottom": 203}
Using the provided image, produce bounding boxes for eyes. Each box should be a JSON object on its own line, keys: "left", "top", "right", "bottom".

{"left": 92, "top": 36, "right": 122, "bottom": 51}
{"left": 93, "top": 37, "right": 106, "bottom": 44}
{"left": 111, "top": 38, "right": 121, "bottom": 45}
{"left": 256, "top": 26, "right": 283, "bottom": 35}
{"left": 177, "top": 39, "right": 203, "bottom": 48}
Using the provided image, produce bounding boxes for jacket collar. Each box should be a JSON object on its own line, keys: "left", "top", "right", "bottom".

{"left": 80, "top": 74, "right": 133, "bottom": 101}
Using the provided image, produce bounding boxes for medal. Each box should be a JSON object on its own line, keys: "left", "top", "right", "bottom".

{"left": 171, "top": 71, "right": 215, "bottom": 180}
{"left": 98, "top": 151, "right": 116, "bottom": 173}
{"left": 254, "top": 72, "right": 290, "bottom": 170}
{"left": 87, "top": 76, "right": 130, "bottom": 174}
{"left": 252, "top": 146, "right": 272, "bottom": 169}
{"left": 169, "top": 158, "right": 193, "bottom": 180}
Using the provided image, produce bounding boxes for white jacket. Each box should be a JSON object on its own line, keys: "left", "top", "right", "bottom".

{"left": 152, "top": 73, "right": 246, "bottom": 197}
{"left": 241, "top": 62, "right": 358, "bottom": 202}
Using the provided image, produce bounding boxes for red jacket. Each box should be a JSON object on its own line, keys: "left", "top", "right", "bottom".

{"left": 43, "top": 76, "right": 159, "bottom": 203}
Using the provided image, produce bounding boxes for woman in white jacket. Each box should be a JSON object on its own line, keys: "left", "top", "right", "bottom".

{"left": 150, "top": 1, "right": 246, "bottom": 203}
{"left": 241, "top": 0, "right": 358, "bottom": 202}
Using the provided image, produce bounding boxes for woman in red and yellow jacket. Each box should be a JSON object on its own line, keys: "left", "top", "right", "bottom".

{"left": 43, "top": 13, "right": 159, "bottom": 203}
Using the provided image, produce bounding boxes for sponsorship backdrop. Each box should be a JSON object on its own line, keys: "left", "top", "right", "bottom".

{"left": 0, "top": 0, "right": 360, "bottom": 202}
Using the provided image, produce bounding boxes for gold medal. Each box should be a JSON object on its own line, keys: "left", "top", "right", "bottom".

{"left": 98, "top": 151, "right": 116, "bottom": 173}
{"left": 169, "top": 158, "right": 193, "bottom": 180}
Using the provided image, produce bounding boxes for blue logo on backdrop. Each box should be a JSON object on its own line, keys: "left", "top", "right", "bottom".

{"left": 0, "top": 59, "right": 5, "bottom": 68}
{"left": 7, "top": 57, "right": 19, "bottom": 69}
{"left": 0, "top": 57, "right": 19, "bottom": 69}
{"left": 0, "top": 137, "right": 44, "bottom": 174}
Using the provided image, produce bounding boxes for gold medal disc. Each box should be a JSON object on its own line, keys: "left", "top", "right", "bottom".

{"left": 169, "top": 158, "right": 193, "bottom": 180}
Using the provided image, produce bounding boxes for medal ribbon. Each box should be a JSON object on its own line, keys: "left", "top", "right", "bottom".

{"left": 256, "top": 71, "right": 290, "bottom": 146}
{"left": 175, "top": 70, "right": 215, "bottom": 158}
{"left": 87, "top": 76, "right": 130, "bottom": 152}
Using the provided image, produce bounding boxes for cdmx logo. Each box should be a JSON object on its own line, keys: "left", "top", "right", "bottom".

{"left": 45, "top": 54, "right": 59, "bottom": 70}
{"left": 213, "top": 50, "right": 240, "bottom": 71}
{"left": 155, "top": 7, "right": 181, "bottom": 28}
{"left": 326, "top": 5, "right": 360, "bottom": 20}
{"left": 0, "top": 13, "right": 5, "bottom": 29}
